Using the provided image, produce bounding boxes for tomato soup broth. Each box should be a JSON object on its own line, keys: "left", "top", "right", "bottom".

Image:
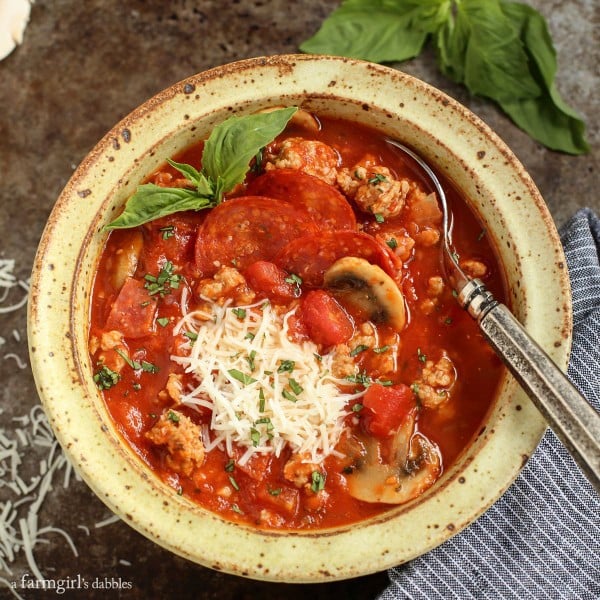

{"left": 89, "top": 112, "right": 506, "bottom": 530}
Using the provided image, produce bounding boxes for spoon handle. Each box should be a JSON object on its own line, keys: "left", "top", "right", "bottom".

{"left": 478, "top": 301, "right": 600, "bottom": 491}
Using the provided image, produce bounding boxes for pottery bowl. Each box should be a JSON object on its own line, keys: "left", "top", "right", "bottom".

{"left": 28, "top": 55, "right": 571, "bottom": 582}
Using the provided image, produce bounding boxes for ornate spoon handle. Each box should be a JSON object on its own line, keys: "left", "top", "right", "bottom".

{"left": 460, "top": 279, "right": 600, "bottom": 491}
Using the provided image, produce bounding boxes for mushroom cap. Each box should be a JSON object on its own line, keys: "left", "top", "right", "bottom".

{"left": 323, "top": 256, "right": 406, "bottom": 331}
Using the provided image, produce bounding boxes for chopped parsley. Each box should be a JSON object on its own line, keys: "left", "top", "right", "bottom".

{"left": 277, "top": 359, "right": 295, "bottom": 374}
{"left": 228, "top": 369, "right": 257, "bottom": 386}
{"left": 115, "top": 348, "right": 140, "bottom": 370}
{"left": 229, "top": 475, "right": 240, "bottom": 491}
{"left": 156, "top": 316, "right": 169, "bottom": 327}
{"left": 374, "top": 212, "right": 385, "bottom": 223}
{"left": 184, "top": 331, "right": 198, "bottom": 342}
{"left": 345, "top": 371, "right": 392, "bottom": 388}
{"left": 232, "top": 307, "right": 246, "bottom": 319}
{"left": 368, "top": 172, "right": 388, "bottom": 185}
{"left": 386, "top": 237, "right": 398, "bottom": 250}
{"left": 93, "top": 365, "right": 120, "bottom": 390}
{"left": 246, "top": 350, "right": 257, "bottom": 371}
{"left": 282, "top": 389, "right": 298, "bottom": 403}
{"left": 288, "top": 378, "right": 303, "bottom": 395}
{"left": 144, "top": 261, "right": 182, "bottom": 297}
{"left": 141, "top": 360, "right": 159, "bottom": 373}
{"left": 224, "top": 459, "right": 235, "bottom": 472}
{"left": 284, "top": 273, "right": 303, "bottom": 288}
{"left": 115, "top": 349, "right": 156, "bottom": 374}
{"left": 349, "top": 344, "right": 369, "bottom": 357}
{"left": 344, "top": 371, "right": 371, "bottom": 386}
{"left": 250, "top": 428, "right": 261, "bottom": 447}
{"left": 167, "top": 410, "right": 180, "bottom": 423}
{"left": 417, "top": 348, "right": 427, "bottom": 363}
{"left": 255, "top": 417, "right": 274, "bottom": 434}
{"left": 373, "top": 345, "right": 391, "bottom": 354}
{"left": 310, "top": 471, "right": 326, "bottom": 493}
{"left": 160, "top": 225, "right": 175, "bottom": 240}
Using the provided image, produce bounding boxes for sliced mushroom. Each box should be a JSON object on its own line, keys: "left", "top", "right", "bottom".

{"left": 110, "top": 230, "right": 143, "bottom": 291}
{"left": 345, "top": 415, "right": 441, "bottom": 504}
{"left": 324, "top": 257, "right": 406, "bottom": 331}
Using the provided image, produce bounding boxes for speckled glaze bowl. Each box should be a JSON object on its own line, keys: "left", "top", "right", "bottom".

{"left": 28, "top": 55, "right": 571, "bottom": 582}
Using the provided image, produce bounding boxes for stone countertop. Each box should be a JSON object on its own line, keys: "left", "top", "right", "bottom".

{"left": 0, "top": 1, "right": 597, "bottom": 598}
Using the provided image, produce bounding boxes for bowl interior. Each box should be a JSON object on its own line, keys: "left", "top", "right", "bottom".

{"left": 28, "top": 55, "right": 571, "bottom": 582}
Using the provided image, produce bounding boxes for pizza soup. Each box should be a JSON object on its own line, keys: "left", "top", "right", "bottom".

{"left": 89, "top": 110, "right": 506, "bottom": 530}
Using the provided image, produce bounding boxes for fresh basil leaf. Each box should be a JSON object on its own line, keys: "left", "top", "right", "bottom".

{"left": 106, "top": 107, "right": 298, "bottom": 230}
{"left": 166, "top": 158, "right": 201, "bottom": 184}
{"left": 435, "top": 4, "right": 471, "bottom": 83}
{"left": 497, "top": 2, "right": 589, "bottom": 154}
{"left": 106, "top": 184, "right": 214, "bottom": 230}
{"left": 303, "top": 0, "right": 588, "bottom": 155}
{"left": 300, "top": 0, "right": 449, "bottom": 63}
{"left": 201, "top": 107, "right": 297, "bottom": 197}
{"left": 166, "top": 158, "right": 214, "bottom": 196}
{"left": 438, "top": 0, "right": 541, "bottom": 102}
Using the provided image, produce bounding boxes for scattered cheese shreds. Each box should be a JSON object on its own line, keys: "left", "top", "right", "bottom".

{"left": 93, "top": 514, "right": 121, "bottom": 529}
{"left": 0, "top": 258, "right": 29, "bottom": 314}
{"left": 0, "top": 407, "right": 78, "bottom": 579}
{"left": 0, "top": 256, "right": 128, "bottom": 591}
{"left": 173, "top": 299, "right": 364, "bottom": 466}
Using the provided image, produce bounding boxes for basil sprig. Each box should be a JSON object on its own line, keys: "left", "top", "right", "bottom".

{"left": 300, "top": 0, "right": 588, "bottom": 155}
{"left": 106, "top": 106, "right": 298, "bottom": 229}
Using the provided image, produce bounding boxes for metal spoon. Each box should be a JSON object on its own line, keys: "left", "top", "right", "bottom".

{"left": 388, "top": 140, "right": 600, "bottom": 491}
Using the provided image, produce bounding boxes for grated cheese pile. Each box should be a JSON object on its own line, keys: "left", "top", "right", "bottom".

{"left": 173, "top": 296, "right": 364, "bottom": 466}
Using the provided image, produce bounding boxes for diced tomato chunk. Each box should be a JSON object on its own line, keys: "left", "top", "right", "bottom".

{"left": 256, "top": 484, "right": 300, "bottom": 516}
{"left": 244, "top": 261, "right": 300, "bottom": 303}
{"left": 361, "top": 383, "right": 416, "bottom": 437}
{"left": 299, "top": 290, "right": 354, "bottom": 347}
{"left": 105, "top": 277, "right": 156, "bottom": 338}
{"left": 233, "top": 451, "right": 273, "bottom": 481}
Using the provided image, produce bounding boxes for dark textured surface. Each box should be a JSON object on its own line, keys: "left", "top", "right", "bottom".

{"left": 0, "top": 1, "right": 597, "bottom": 598}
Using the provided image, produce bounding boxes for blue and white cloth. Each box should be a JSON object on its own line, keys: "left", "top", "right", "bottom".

{"left": 380, "top": 209, "right": 600, "bottom": 600}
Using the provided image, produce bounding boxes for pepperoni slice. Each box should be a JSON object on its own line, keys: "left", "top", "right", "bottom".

{"left": 195, "top": 196, "right": 319, "bottom": 277}
{"left": 246, "top": 168, "right": 356, "bottom": 231}
{"left": 105, "top": 277, "right": 157, "bottom": 338}
{"left": 276, "top": 230, "right": 398, "bottom": 287}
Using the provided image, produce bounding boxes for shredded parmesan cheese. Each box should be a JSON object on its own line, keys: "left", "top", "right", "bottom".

{"left": 0, "top": 257, "right": 130, "bottom": 593}
{"left": 0, "top": 259, "right": 29, "bottom": 314}
{"left": 0, "top": 406, "right": 79, "bottom": 578}
{"left": 173, "top": 299, "right": 364, "bottom": 466}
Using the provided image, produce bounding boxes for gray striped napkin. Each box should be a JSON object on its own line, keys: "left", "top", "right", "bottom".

{"left": 380, "top": 208, "right": 600, "bottom": 600}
